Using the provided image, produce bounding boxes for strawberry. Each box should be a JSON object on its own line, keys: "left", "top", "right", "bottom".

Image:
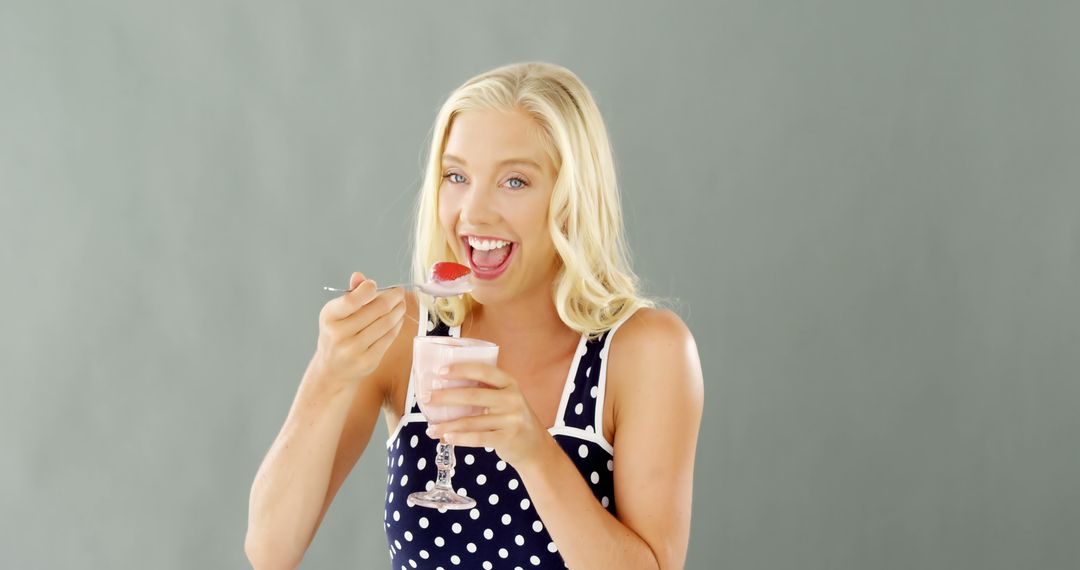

{"left": 430, "top": 261, "right": 471, "bottom": 283}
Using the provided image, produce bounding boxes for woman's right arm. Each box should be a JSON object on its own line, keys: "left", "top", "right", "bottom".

{"left": 244, "top": 273, "right": 411, "bottom": 570}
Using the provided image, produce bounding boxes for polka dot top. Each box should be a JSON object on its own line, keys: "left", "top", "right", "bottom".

{"left": 383, "top": 303, "right": 638, "bottom": 569}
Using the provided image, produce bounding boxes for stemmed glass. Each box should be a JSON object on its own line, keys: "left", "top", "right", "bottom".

{"left": 407, "top": 336, "right": 498, "bottom": 510}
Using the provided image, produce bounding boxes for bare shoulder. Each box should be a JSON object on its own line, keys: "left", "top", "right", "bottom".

{"left": 609, "top": 307, "right": 700, "bottom": 372}
{"left": 606, "top": 307, "right": 704, "bottom": 424}
{"left": 615, "top": 307, "right": 696, "bottom": 353}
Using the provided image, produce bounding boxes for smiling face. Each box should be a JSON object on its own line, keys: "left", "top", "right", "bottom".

{"left": 438, "top": 108, "right": 561, "bottom": 306}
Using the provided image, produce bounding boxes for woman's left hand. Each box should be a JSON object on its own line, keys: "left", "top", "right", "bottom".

{"left": 422, "top": 362, "right": 552, "bottom": 469}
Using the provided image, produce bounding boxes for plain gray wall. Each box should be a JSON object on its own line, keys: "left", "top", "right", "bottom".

{"left": 2, "top": 1, "right": 1078, "bottom": 568}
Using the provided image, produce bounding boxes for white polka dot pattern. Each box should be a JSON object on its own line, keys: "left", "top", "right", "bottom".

{"left": 383, "top": 313, "right": 622, "bottom": 569}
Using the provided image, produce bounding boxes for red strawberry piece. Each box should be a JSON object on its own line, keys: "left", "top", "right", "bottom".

{"left": 430, "top": 261, "right": 470, "bottom": 283}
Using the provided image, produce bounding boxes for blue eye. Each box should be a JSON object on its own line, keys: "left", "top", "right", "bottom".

{"left": 442, "top": 173, "right": 528, "bottom": 190}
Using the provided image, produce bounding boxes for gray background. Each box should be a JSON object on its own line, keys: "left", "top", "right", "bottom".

{"left": 1, "top": 1, "right": 1077, "bottom": 569}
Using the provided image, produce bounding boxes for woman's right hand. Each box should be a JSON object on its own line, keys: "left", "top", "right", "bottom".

{"left": 311, "top": 271, "right": 406, "bottom": 388}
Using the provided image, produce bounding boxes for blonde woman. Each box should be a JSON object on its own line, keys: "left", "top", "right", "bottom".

{"left": 246, "top": 62, "right": 704, "bottom": 570}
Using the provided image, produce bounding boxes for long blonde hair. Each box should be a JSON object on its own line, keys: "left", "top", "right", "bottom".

{"left": 411, "top": 62, "right": 654, "bottom": 340}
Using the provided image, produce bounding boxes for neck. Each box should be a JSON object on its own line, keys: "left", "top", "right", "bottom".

{"left": 462, "top": 289, "right": 577, "bottom": 349}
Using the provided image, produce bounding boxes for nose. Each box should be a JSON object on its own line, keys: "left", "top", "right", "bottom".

{"left": 459, "top": 184, "right": 500, "bottom": 227}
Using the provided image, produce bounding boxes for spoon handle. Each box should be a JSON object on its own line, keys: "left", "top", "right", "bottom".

{"left": 320, "top": 283, "right": 421, "bottom": 326}
{"left": 322, "top": 283, "right": 414, "bottom": 293}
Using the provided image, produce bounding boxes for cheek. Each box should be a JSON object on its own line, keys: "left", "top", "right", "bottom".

{"left": 437, "top": 194, "right": 458, "bottom": 232}
{"left": 537, "top": 231, "right": 557, "bottom": 261}
{"left": 530, "top": 204, "right": 555, "bottom": 254}
{"left": 521, "top": 217, "right": 556, "bottom": 261}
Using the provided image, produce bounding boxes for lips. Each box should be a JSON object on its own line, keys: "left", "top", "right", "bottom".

{"left": 461, "top": 236, "right": 516, "bottom": 280}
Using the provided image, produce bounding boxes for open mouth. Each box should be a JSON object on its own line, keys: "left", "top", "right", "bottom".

{"left": 461, "top": 237, "right": 516, "bottom": 280}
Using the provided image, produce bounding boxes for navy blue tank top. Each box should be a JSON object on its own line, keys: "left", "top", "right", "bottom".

{"left": 383, "top": 303, "right": 637, "bottom": 569}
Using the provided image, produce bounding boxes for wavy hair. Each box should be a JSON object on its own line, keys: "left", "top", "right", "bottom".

{"left": 411, "top": 62, "right": 654, "bottom": 340}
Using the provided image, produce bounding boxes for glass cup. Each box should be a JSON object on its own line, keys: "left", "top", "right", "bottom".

{"left": 407, "top": 336, "right": 498, "bottom": 510}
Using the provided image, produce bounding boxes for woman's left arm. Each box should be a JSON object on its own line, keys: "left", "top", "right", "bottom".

{"left": 427, "top": 309, "right": 704, "bottom": 569}
{"left": 528, "top": 310, "right": 704, "bottom": 569}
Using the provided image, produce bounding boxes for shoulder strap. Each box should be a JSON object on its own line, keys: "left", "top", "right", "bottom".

{"left": 556, "top": 333, "right": 604, "bottom": 431}
{"left": 558, "top": 308, "right": 641, "bottom": 435}
{"left": 591, "top": 308, "right": 640, "bottom": 440}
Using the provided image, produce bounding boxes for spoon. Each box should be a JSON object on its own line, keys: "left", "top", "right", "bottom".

{"left": 322, "top": 262, "right": 473, "bottom": 297}
{"left": 322, "top": 283, "right": 414, "bottom": 293}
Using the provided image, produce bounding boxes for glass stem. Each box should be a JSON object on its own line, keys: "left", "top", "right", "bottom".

{"left": 434, "top": 440, "right": 456, "bottom": 491}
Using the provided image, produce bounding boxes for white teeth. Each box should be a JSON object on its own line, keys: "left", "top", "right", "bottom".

{"left": 467, "top": 236, "right": 510, "bottom": 251}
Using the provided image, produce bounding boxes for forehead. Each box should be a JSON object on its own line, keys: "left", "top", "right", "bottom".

{"left": 442, "top": 109, "right": 555, "bottom": 173}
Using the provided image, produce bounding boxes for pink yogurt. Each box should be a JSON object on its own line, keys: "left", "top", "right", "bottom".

{"left": 412, "top": 336, "right": 499, "bottom": 425}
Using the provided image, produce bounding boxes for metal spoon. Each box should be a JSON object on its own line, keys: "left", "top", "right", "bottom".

{"left": 321, "top": 283, "right": 423, "bottom": 325}
{"left": 323, "top": 282, "right": 472, "bottom": 297}
{"left": 321, "top": 283, "right": 414, "bottom": 293}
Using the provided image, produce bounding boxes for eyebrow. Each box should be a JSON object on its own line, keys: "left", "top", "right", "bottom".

{"left": 442, "top": 154, "right": 543, "bottom": 171}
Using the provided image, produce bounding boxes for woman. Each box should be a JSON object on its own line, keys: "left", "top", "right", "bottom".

{"left": 246, "top": 62, "right": 704, "bottom": 570}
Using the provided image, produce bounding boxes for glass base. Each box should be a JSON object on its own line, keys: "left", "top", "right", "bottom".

{"left": 407, "top": 487, "right": 476, "bottom": 510}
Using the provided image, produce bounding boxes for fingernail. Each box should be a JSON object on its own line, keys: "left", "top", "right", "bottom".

{"left": 432, "top": 379, "right": 443, "bottom": 390}
{"left": 425, "top": 426, "right": 437, "bottom": 437}
{"left": 437, "top": 366, "right": 449, "bottom": 376}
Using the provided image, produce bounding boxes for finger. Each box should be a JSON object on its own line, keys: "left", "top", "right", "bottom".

{"left": 349, "top": 271, "right": 368, "bottom": 291}
{"left": 440, "top": 362, "right": 511, "bottom": 389}
{"left": 351, "top": 296, "right": 406, "bottom": 348}
{"left": 426, "top": 386, "right": 507, "bottom": 409}
{"left": 345, "top": 276, "right": 383, "bottom": 308}
{"left": 365, "top": 314, "right": 402, "bottom": 357}
{"left": 325, "top": 278, "right": 379, "bottom": 320}
{"left": 340, "top": 288, "right": 404, "bottom": 332}
{"left": 427, "top": 413, "right": 509, "bottom": 437}
{"left": 442, "top": 431, "right": 495, "bottom": 449}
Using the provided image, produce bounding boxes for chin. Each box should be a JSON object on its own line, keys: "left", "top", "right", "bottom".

{"left": 465, "top": 282, "right": 516, "bottom": 307}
